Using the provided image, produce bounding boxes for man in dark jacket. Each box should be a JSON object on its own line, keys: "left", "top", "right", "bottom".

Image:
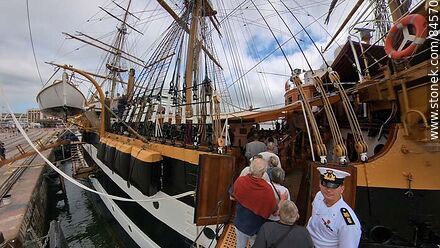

{"left": 253, "top": 200, "right": 314, "bottom": 248}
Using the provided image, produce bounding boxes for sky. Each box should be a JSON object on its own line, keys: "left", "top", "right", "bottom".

{"left": 0, "top": 0, "right": 362, "bottom": 114}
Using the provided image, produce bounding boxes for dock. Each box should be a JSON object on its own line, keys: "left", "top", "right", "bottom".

{"left": 0, "top": 128, "right": 62, "bottom": 247}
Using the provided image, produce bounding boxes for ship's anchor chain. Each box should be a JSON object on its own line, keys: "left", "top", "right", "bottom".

{"left": 290, "top": 74, "right": 328, "bottom": 164}
{"left": 328, "top": 69, "right": 369, "bottom": 162}
{"left": 313, "top": 75, "right": 347, "bottom": 165}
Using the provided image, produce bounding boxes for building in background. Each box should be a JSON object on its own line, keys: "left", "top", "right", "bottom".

{"left": 0, "top": 112, "right": 26, "bottom": 128}
{"left": 27, "top": 109, "right": 42, "bottom": 124}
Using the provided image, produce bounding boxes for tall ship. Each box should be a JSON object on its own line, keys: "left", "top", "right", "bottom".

{"left": 37, "top": 0, "right": 439, "bottom": 247}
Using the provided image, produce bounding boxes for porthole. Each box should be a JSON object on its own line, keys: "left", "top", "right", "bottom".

{"left": 153, "top": 201, "right": 159, "bottom": 209}
{"left": 203, "top": 227, "right": 215, "bottom": 240}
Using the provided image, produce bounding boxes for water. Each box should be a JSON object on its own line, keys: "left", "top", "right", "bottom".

{"left": 47, "top": 161, "right": 122, "bottom": 247}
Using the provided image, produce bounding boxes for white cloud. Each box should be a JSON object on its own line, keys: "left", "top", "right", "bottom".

{"left": 0, "top": 0, "right": 364, "bottom": 114}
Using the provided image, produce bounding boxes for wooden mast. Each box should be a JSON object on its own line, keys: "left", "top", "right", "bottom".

{"left": 184, "top": 0, "right": 202, "bottom": 118}
{"left": 108, "top": 0, "right": 132, "bottom": 101}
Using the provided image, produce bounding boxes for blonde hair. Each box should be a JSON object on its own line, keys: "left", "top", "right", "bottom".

{"left": 267, "top": 142, "right": 275, "bottom": 151}
{"left": 269, "top": 156, "right": 279, "bottom": 167}
{"left": 279, "top": 200, "right": 299, "bottom": 225}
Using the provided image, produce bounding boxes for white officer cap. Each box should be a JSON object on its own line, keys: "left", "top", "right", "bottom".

{"left": 317, "top": 167, "right": 351, "bottom": 188}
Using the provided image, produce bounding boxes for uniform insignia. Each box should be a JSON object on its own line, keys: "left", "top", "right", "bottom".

{"left": 323, "top": 170, "right": 336, "bottom": 181}
{"left": 340, "top": 208, "right": 355, "bottom": 225}
{"left": 322, "top": 218, "right": 334, "bottom": 231}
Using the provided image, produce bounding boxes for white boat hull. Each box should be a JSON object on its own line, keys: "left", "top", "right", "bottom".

{"left": 36, "top": 81, "right": 86, "bottom": 117}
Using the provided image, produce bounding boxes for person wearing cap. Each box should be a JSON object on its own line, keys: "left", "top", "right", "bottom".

{"left": 306, "top": 167, "right": 361, "bottom": 248}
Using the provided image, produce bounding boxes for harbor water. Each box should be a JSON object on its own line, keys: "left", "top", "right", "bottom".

{"left": 46, "top": 161, "right": 122, "bottom": 247}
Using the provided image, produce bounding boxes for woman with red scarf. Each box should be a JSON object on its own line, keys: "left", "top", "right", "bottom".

{"left": 230, "top": 158, "right": 277, "bottom": 247}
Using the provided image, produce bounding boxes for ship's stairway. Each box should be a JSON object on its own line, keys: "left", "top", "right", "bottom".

{"left": 70, "top": 142, "right": 95, "bottom": 179}
{"left": 216, "top": 224, "right": 250, "bottom": 248}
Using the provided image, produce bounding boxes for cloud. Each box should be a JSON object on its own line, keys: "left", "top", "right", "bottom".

{"left": 0, "top": 0, "right": 362, "bottom": 115}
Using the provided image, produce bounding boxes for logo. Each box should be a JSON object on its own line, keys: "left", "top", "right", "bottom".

{"left": 323, "top": 170, "right": 336, "bottom": 181}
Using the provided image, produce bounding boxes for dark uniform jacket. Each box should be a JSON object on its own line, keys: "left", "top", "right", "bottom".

{"left": 253, "top": 222, "right": 314, "bottom": 248}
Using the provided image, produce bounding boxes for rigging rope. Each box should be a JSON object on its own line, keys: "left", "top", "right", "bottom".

{"left": 250, "top": 0, "right": 293, "bottom": 72}
{"left": 0, "top": 85, "right": 195, "bottom": 203}
{"left": 25, "top": 0, "right": 44, "bottom": 86}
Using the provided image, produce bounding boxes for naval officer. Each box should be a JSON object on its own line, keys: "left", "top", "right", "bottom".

{"left": 306, "top": 167, "right": 361, "bottom": 248}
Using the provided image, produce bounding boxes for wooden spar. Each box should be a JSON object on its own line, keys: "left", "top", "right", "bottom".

{"left": 127, "top": 68, "right": 135, "bottom": 99}
{"left": 112, "top": 0, "right": 140, "bottom": 21}
{"left": 55, "top": 64, "right": 107, "bottom": 137}
{"left": 45, "top": 62, "right": 147, "bottom": 90}
{"left": 77, "top": 32, "right": 144, "bottom": 63}
{"left": 323, "top": 0, "right": 364, "bottom": 52}
{"left": 108, "top": 0, "right": 132, "bottom": 100}
{"left": 184, "top": 0, "right": 202, "bottom": 118}
{"left": 63, "top": 33, "right": 145, "bottom": 67}
{"left": 156, "top": 0, "right": 222, "bottom": 70}
{"left": 99, "top": 6, "right": 143, "bottom": 35}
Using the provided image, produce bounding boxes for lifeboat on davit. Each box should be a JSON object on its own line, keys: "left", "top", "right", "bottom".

{"left": 36, "top": 72, "right": 85, "bottom": 118}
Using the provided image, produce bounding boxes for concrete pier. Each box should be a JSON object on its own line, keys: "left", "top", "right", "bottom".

{"left": 0, "top": 128, "right": 61, "bottom": 247}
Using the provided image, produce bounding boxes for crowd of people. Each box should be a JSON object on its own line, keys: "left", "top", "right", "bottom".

{"left": 228, "top": 131, "right": 361, "bottom": 248}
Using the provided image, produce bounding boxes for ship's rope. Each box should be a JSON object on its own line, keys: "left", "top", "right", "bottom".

{"left": 225, "top": 0, "right": 349, "bottom": 92}
{"left": 25, "top": 0, "right": 44, "bottom": 86}
{"left": 250, "top": 0, "right": 328, "bottom": 162}
{"left": 0, "top": 87, "right": 195, "bottom": 203}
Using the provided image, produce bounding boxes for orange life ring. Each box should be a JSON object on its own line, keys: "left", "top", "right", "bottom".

{"left": 384, "top": 14, "right": 427, "bottom": 59}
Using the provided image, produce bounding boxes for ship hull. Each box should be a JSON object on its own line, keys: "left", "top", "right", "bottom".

{"left": 356, "top": 186, "right": 440, "bottom": 246}
{"left": 36, "top": 80, "right": 86, "bottom": 118}
{"left": 82, "top": 142, "right": 218, "bottom": 248}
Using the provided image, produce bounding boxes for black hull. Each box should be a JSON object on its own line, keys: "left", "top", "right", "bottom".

{"left": 94, "top": 172, "right": 193, "bottom": 248}
{"left": 356, "top": 187, "right": 440, "bottom": 247}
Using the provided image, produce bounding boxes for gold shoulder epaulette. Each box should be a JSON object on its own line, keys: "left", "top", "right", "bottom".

{"left": 340, "top": 208, "right": 355, "bottom": 225}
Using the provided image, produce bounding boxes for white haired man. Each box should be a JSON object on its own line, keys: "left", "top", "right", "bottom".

{"left": 258, "top": 142, "right": 281, "bottom": 168}
{"left": 230, "top": 158, "right": 277, "bottom": 247}
{"left": 253, "top": 200, "right": 313, "bottom": 248}
{"left": 306, "top": 167, "right": 361, "bottom": 247}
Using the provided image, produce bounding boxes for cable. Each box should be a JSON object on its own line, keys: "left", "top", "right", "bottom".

{"left": 250, "top": 0, "right": 293, "bottom": 72}
{"left": 0, "top": 85, "right": 194, "bottom": 203}
{"left": 25, "top": 0, "right": 44, "bottom": 86}
{"left": 266, "top": 0, "right": 313, "bottom": 72}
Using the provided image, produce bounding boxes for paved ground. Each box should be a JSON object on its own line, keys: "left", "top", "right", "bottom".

{"left": 0, "top": 128, "right": 61, "bottom": 243}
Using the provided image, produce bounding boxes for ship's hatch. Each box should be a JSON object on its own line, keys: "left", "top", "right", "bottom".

{"left": 195, "top": 154, "right": 236, "bottom": 226}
